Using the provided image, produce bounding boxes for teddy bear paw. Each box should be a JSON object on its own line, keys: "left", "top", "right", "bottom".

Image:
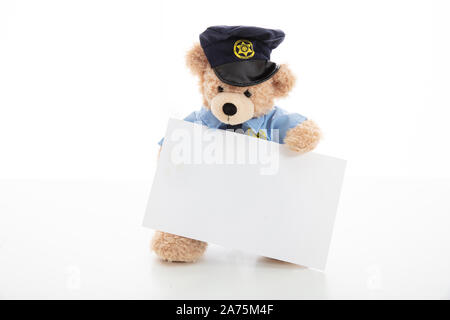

{"left": 151, "top": 231, "right": 207, "bottom": 262}
{"left": 284, "top": 119, "right": 321, "bottom": 154}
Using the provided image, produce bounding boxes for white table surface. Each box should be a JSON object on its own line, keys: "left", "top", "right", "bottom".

{"left": 0, "top": 178, "right": 449, "bottom": 299}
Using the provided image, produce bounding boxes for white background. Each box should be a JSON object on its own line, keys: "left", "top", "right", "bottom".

{"left": 1, "top": 0, "right": 450, "bottom": 299}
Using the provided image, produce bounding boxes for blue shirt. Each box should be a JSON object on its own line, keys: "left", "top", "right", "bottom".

{"left": 159, "top": 106, "right": 306, "bottom": 145}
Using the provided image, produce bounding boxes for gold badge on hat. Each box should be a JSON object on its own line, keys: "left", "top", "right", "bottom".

{"left": 233, "top": 39, "right": 255, "bottom": 59}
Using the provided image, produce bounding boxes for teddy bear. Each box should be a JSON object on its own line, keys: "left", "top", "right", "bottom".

{"left": 151, "top": 26, "right": 321, "bottom": 262}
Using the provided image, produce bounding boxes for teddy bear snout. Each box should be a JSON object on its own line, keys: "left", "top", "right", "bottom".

{"left": 210, "top": 92, "right": 254, "bottom": 125}
{"left": 222, "top": 103, "right": 237, "bottom": 116}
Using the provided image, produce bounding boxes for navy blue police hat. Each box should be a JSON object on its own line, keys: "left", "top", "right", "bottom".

{"left": 199, "top": 26, "right": 285, "bottom": 87}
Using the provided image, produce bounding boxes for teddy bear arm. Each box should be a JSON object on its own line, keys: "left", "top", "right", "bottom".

{"left": 283, "top": 119, "right": 321, "bottom": 154}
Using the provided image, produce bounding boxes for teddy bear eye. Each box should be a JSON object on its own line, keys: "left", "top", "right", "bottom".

{"left": 218, "top": 86, "right": 224, "bottom": 92}
{"left": 244, "top": 90, "right": 252, "bottom": 98}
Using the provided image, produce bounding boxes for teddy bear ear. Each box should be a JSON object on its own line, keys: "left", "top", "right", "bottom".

{"left": 271, "top": 64, "right": 296, "bottom": 98}
{"left": 186, "top": 43, "right": 209, "bottom": 76}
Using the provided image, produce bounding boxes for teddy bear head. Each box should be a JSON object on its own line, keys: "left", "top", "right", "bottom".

{"left": 186, "top": 43, "right": 296, "bottom": 125}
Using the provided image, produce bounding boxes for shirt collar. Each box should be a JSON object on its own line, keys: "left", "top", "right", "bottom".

{"left": 198, "top": 107, "right": 223, "bottom": 129}
{"left": 244, "top": 115, "right": 265, "bottom": 133}
{"left": 199, "top": 106, "right": 266, "bottom": 132}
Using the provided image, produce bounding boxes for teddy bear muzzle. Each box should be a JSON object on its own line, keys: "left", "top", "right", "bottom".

{"left": 210, "top": 92, "right": 254, "bottom": 125}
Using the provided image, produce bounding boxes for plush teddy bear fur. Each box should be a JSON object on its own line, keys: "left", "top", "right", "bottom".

{"left": 152, "top": 231, "right": 207, "bottom": 262}
{"left": 152, "top": 43, "right": 321, "bottom": 262}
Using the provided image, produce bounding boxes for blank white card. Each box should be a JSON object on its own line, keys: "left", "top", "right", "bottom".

{"left": 144, "top": 119, "right": 346, "bottom": 270}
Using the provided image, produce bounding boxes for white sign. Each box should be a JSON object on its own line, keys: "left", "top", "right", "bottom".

{"left": 144, "top": 119, "right": 346, "bottom": 270}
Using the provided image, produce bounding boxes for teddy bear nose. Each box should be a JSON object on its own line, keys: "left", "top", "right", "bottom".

{"left": 222, "top": 103, "right": 237, "bottom": 116}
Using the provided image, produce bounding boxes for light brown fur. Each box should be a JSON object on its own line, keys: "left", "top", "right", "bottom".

{"left": 152, "top": 42, "right": 321, "bottom": 263}
{"left": 284, "top": 119, "right": 321, "bottom": 153}
{"left": 151, "top": 231, "right": 207, "bottom": 262}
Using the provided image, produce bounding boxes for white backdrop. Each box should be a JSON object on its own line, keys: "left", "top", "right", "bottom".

{"left": 1, "top": 1, "right": 450, "bottom": 300}
{"left": 1, "top": 0, "right": 449, "bottom": 180}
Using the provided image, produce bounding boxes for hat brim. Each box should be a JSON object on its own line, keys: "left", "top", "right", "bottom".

{"left": 213, "top": 60, "right": 280, "bottom": 87}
